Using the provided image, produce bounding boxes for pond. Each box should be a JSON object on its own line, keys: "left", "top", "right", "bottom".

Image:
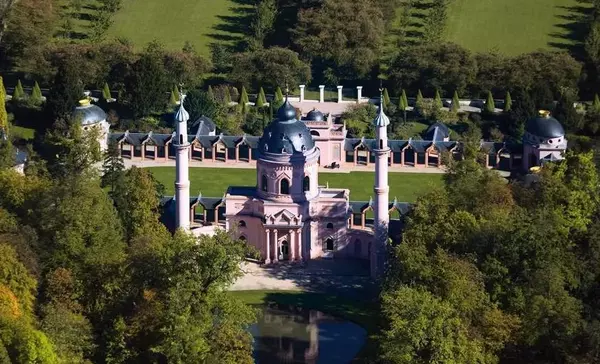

{"left": 249, "top": 304, "right": 367, "bottom": 364}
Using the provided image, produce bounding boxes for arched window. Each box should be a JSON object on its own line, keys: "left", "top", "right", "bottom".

{"left": 303, "top": 176, "right": 310, "bottom": 192}
{"left": 310, "top": 130, "right": 320, "bottom": 136}
{"left": 179, "top": 134, "right": 184, "bottom": 144}
{"left": 379, "top": 139, "right": 383, "bottom": 149}
{"left": 239, "top": 220, "right": 246, "bottom": 227}
{"left": 280, "top": 178, "right": 290, "bottom": 194}
{"left": 261, "top": 175, "right": 268, "bottom": 192}
{"left": 325, "top": 238, "right": 334, "bottom": 251}
{"left": 326, "top": 223, "right": 333, "bottom": 229}
{"left": 239, "top": 235, "right": 246, "bottom": 241}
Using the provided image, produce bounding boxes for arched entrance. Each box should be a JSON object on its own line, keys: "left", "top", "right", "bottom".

{"left": 279, "top": 240, "right": 290, "bottom": 260}
{"left": 325, "top": 238, "right": 334, "bottom": 251}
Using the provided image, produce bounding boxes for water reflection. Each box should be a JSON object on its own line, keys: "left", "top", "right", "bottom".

{"left": 250, "top": 304, "right": 366, "bottom": 364}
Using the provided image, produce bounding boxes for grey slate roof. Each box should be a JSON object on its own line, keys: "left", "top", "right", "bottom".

{"left": 72, "top": 103, "right": 107, "bottom": 126}
{"left": 425, "top": 122, "right": 450, "bottom": 141}
{"left": 190, "top": 116, "right": 216, "bottom": 136}
{"left": 258, "top": 100, "right": 316, "bottom": 154}
{"left": 343, "top": 138, "right": 457, "bottom": 153}
{"left": 525, "top": 115, "right": 565, "bottom": 138}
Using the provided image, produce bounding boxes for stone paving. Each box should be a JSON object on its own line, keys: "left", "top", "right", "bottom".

{"left": 230, "top": 259, "right": 376, "bottom": 298}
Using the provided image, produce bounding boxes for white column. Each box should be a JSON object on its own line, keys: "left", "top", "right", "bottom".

{"left": 297, "top": 229, "right": 303, "bottom": 261}
{"left": 337, "top": 86, "right": 343, "bottom": 103}
{"left": 372, "top": 99, "right": 390, "bottom": 277}
{"left": 175, "top": 98, "right": 190, "bottom": 231}
{"left": 273, "top": 229, "right": 279, "bottom": 262}
{"left": 265, "top": 229, "right": 271, "bottom": 264}
{"left": 356, "top": 86, "right": 363, "bottom": 103}
{"left": 290, "top": 230, "right": 296, "bottom": 261}
{"left": 319, "top": 85, "right": 325, "bottom": 103}
{"left": 299, "top": 85, "right": 305, "bottom": 103}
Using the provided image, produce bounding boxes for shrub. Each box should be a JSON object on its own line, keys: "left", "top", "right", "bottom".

{"left": 485, "top": 91, "right": 495, "bottom": 113}
{"left": 13, "top": 79, "right": 25, "bottom": 101}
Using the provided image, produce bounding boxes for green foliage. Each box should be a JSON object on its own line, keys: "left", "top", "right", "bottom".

{"left": 45, "top": 62, "right": 84, "bottom": 124}
{"left": 102, "top": 82, "right": 111, "bottom": 100}
{"left": 592, "top": 94, "right": 600, "bottom": 113}
{"left": 207, "top": 85, "right": 215, "bottom": 101}
{"left": 239, "top": 86, "right": 249, "bottom": 105}
{"left": 0, "top": 244, "right": 37, "bottom": 317}
{"left": 415, "top": 89, "right": 424, "bottom": 113}
{"left": 172, "top": 84, "right": 180, "bottom": 101}
{"left": 13, "top": 79, "right": 25, "bottom": 101}
{"left": 44, "top": 122, "right": 102, "bottom": 178}
{"left": 101, "top": 140, "right": 125, "bottom": 194}
{"left": 274, "top": 86, "right": 284, "bottom": 103}
{"left": 504, "top": 91, "right": 512, "bottom": 112}
{"left": 433, "top": 89, "right": 442, "bottom": 110}
{"left": 184, "top": 88, "right": 219, "bottom": 121}
{"left": 485, "top": 91, "right": 495, "bottom": 113}
{"left": 341, "top": 103, "right": 377, "bottom": 138}
{"left": 382, "top": 88, "right": 391, "bottom": 108}
{"left": 399, "top": 89, "right": 408, "bottom": 110}
{"left": 256, "top": 87, "right": 266, "bottom": 108}
{"left": 169, "top": 90, "right": 178, "bottom": 106}
{"left": 41, "top": 303, "right": 95, "bottom": 364}
{"left": 249, "top": 0, "right": 277, "bottom": 50}
{"left": 451, "top": 90, "right": 460, "bottom": 112}
{"left": 0, "top": 316, "right": 59, "bottom": 364}
{"left": 0, "top": 138, "right": 15, "bottom": 169}
{"left": 0, "top": 77, "right": 7, "bottom": 136}
{"left": 30, "top": 81, "right": 43, "bottom": 106}
{"left": 224, "top": 87, "right": 232, "bottom": 105}
{"left": 127, "top": 51, "right": 169, "bottom": 118}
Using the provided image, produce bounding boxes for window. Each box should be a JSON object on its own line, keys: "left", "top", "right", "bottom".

{"left": 379, "top": 139, "right": 383, "bottom": 149}
{"left": 239, "top": 220, "right": 246, "bottom": 227}
{"left": 310, "top": 130, "right": 320, "bottom": 136}
{"left": 280, "top": 178, "right": 290, "bottom": 194}
{"left": 326, "top": 223, "right": 333, "bottom": 229}
{"left": 179, "top": 134, "right": 184, "bottom": 144}
{"left": 325, "top": 238, "right": 334, "bottom": 251}
{"left": 303, "top": 176, "right": 310, "bottom": 192}
{"left": 261, "top": 175, "right": 268, "bottom": 192}
{"left": 239, "top": 235, "right": 246, "bottom": 241}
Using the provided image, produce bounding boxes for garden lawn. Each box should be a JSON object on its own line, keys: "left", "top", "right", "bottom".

{"left": 146, "top": 167, "right": 443, "bottom": 202}
{"left": 107, "top": 0, "right": 251, "bottom": 55}
{"left": 230, "top": 290, "right": 378, "bottom": 362}
{"left": 10, "top": 125, "right": 34, "bottom": 141}
{"left": 444, "top": 0, "right": 588, "bottom": 55}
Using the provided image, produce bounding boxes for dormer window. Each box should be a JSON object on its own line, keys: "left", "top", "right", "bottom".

{"left": 280, "top": 178, "right": 290, "bottom": 194}
{"left": 261, "top": 174, "right": 268, "bottom": 192}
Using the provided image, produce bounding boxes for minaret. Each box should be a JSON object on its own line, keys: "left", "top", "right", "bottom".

{"left": 371, "top": 89, "right": 390, "bottom": 277}
{"left": 174, "top": 92, "right": 190, "bottom": 231}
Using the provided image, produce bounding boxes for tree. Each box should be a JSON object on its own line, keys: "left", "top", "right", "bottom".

{"left": 230, "top": 47, "right": 311, "bottom": 90}
{"left": 168, "top": 90, "right": 177, "bottom": 106}
{"left": 503, "top": 91, "right": 512, "bottom": 112}
{"left": 0, "top": 0, "right": 18, "bottom": 43}
{"left": 398, "top": 89, "right": 408, "bottom": 123}
{"left": 45, "top": 62, "right": 84, "bottom": 127}
{"left": 293, "top": 0, "right": 385, "bottom": 80}
{"left": 0, "top": 244, "right": 37, "bottom": 317}
{"left": 451, "top": 90, "right": 460, "bottom": 112}
{"left": 43, "top": 122, "right": 102, "bottom": 178}
{"left": 172, "top": 84, "right": 180, "bottom": 101}
{"left": 30, "top": 81, "right": 43, "bottom": 106}
{"left": 554, "top": 88, "right": 583, "bottom": 132}
{"left": 184, "top": 89, "right": 219, "bottom": 122}
{"left": 101, "top": 140, "right": 125, "bottom": 195}
{"left": 207, "top": 85, "right": 215, "bottom": 101}
{"left": 256, "top": 87, "right": 267, "bottom": 108}
{"left": 249, "top": 0, "right": 277, "bottom": 50}
{"left": 433, "top": 89, "right": 442, "bottom": 110}
{"left": 239, "top": 86, "right": 249, "bottom": 105}
{"left": 485, "top": 91, "right": 495, "bottom": 114}
{"left": 127, "top": 51, "right": 169, "bottom": 118}
{"left": 274, "top": 87, "right": 284, "bottom": 103}
{"left": 383, "top": 88, "right": 391, "bottom": 108}
{"left": 223, "top": 87, "right": 232, "bottom": 106}
{"left": 102, "top": 82, "right": 111, "bottom": 101}
{"left": 0, "top": 76, "right": 7, "bottom": 136}
{"left": 13, "top": 79, "right": 25, "bottom": 101}
{"left": 415, "top": 89, "right": 424, "bottom": 114}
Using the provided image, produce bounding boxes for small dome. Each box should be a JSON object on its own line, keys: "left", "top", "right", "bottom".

{"left": 306, "top": 109, "right": 324, "bottom": 122}
{"left": 258, "top": 101, "right": 315, "bottom": 155}
{"left": 525, "top": 111, "right": 565, "bottom": 138}
{"left": 73, "top": 100, "right": 107, "bottom": 126}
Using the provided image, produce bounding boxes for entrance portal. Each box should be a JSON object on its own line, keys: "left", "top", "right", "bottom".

{"left": 280, "top": 241, "right": 289, "bottom": 260}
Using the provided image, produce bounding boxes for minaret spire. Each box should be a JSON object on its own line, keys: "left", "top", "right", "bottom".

{"left": 174, "top": 84, "right": 190, "bottom": 231}
{"left": 371, "top": 86, "right": 390, "bottom": 277}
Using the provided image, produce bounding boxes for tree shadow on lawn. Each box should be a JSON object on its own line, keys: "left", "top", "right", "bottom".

{"left": 207, "top": 0, "right": 255, "bottom": 52}
{"left": 548, "top": 4, "right": 592, "bottom": 59}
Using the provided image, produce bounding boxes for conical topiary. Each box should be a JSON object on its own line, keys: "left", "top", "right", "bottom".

{"left": 383, "top": 88, "right": 391, "bottom": 108}
{"left": 102, "top": 82, "right": 111, "bottom": 100}
{"left": 173, "top": 85, "right": 180, "bottom": 101}
{"left": 207, "top": 85, "right": 215, "bottom": 101}
{"left": 415, "top": 89, "right": 424, "bottom": 113}
{"left": 433, "top": 89, "right": 442, "bottom": 109}
{"left": 239, "top": 86, "right": 249, "bottom": 104}
{"left": 504, "top": 91, "right": 512, "bottom": 112}
{"left": 13, "top": 79, "right": 25, "bottom": 101}
{"left": 451, "top": 90, "right": 460, "bottom": 112}
{"left": 256, "top": 87, "right": 266, "bottom": 108}
{"left": 398, "top": 89, "right": 408, "bottom": 122}
{"left": 0, "top": 77, "right": 7, "bottom": 136}
{"left": 593, "top": 94, "right": 600, "bottom": 113}
{"left": 30, "top": 81, "right": 43, "bottom": 106}
{"left": 169, "top": 90, "right": 178, "bottom": 106}
{"left": 275, "top": 86, "right": 284, "bottom": 103}
{"left": 485, "top": 91, "right": 495, "bottom": 113}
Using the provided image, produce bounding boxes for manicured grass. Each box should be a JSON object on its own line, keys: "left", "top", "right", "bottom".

{"left": 146, "top": 167, "right": 443, "bottom": 202}
{"left": 107, "top": 0, "right": 251, "bottom": 55}
{"left": 230, "top": 290, "right": 379, "bottom": 362}
{"left": 445, "top": 0, "right": 588, "bottom": 55}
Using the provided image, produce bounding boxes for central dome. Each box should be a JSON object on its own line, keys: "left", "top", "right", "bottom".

{"left": 525, "top": 111, "right": 565, "bottom": 138}
{"left": 258, "top": 100, "right": 316, "bottom": 154}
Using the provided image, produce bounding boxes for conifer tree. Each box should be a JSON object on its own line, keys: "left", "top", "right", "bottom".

{"left": 257, "top": 87, "right": 267, "bottom": 108}
{"left": 239, "top": 86, "right": 249, "bottom": 104}
{"left": 433, "top": 89, "right": 442, "bottom": 110}
{"left": 30, "top": 81, "right": 43, "bottom": 106}
{"left": 102, "top": 82, "right": 111, "bottom": 100}
{"left": 0, "top": 77, "right": 8, "bottom": 137}
{"left": 415, "top": 89, "right": 424, "bottom": 114}
{"left": 101, "top": 140, "right": 125, "bottom": 195}
{"left": 275, "top": 86, "right": 284, "bottom": 103}
{"left": 451, "top": 90, "right": 460, "bottom": 112}
{"left": 169, "top": 90, "right": 178, "bottom": 106}
{"left": 504, "top": 91, "right": 512, "bottom": 112}
{"left": 593, "top": 94, "right": 600, "bottom": 113}
{"left": 485, "top": 91, "right": 495, "bottom": 113}
{"left": 173, "top": 85, "right": 180, "bottom": 101}
{"left": 383, "top": 88, "right": 391, "bottom": 108}
{"left": 398, "top": 89, "right": 408, "bottom": 123}
{"left": 207, "top": 85, "right": 215, "bottom": 101}
{"left": 224, "top": 87, "right": 232, "bottom": 105}
{"left": 13, "top": 79, "right": 25, "bottom": 101}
